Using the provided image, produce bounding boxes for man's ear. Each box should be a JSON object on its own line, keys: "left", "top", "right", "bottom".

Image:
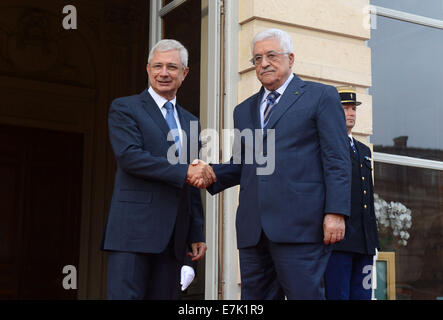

{"left": 183, "top": 66, "right": 190, "bottom": 79}
{"left": 288, "top": 53, "right": 295, "bottom": 67}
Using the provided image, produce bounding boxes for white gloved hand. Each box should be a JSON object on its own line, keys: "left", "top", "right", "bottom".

{"left": 180, "top": 265, "right": 195, "bottom": 291}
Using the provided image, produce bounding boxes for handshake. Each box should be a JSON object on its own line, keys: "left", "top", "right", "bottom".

{"left": 186, "top": 159, "right": 217, "bottom": 189}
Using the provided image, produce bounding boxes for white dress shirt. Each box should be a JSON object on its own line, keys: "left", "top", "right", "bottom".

{"left": 148, "top": 86, "right": 183, "bottom": 146}
{"left": 348, "top": 133, "right": 354, "bottom": 146}
{"left": 259, "top": 73, "right": 294, "bottom": 128}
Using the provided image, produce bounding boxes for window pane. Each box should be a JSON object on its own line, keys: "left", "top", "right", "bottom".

{"left": 163, "top": 0, "right": 175, "bottom": 6}
{"left": 375, "top": 261, "right": 388, "bottom": 300}
{"left": 369, "top": 16, "right": 443, "bottom": 161}
{"left": 371, "top": 0, "right": 443, "bottom": 20}
{"left": 374, "top": 162, "right": 443, "bottom": 299}
{"left": 162, "top": 0, "right": 201, "bottom": 118}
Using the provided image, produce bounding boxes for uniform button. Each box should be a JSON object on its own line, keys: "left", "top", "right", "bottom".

{"left": 364, "top": 190, "right": 367, "bottom": 195}
{"left": 361, "top": 164, "right": 363, "bottom": 168}
{"left": 364, "top": 204, "right": 367, "bottom": 209}
{"left": 362, "top": 176, "right": 365, "bottom": 181}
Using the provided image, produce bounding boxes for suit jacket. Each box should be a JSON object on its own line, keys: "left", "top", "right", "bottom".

{"left": 333, "top": 139, "right": 380, "bottom": 255}
{"left": 208, "top": 74, "right": 351, "bottom": 249}
{"left": 102, "top": 88, "right": 204, "bottom": 262}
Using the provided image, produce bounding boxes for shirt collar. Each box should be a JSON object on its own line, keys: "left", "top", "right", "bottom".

{"left": 148, "top": 87, "right": 177, "bottom": 110}
{"left": 262, "top": 73, "right": 294, "bottom": 102}
{"left": 348, "top": 133, "right": 354, "bottom": 144}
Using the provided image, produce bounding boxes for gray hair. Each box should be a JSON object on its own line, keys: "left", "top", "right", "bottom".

{"left": 148, "top": 39, "right": 189, "bottom": 68}
{"left": 251, "top": 28, "right": 294, "bottom": 56}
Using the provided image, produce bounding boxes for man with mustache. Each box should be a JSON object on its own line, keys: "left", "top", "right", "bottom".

{"left": 202, "top": 28, "right": 351, "bottom": 299}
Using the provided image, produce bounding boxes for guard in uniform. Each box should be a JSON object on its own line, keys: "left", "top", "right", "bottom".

{"left": 324, "top": 86, "right": 380, "bottom": 300}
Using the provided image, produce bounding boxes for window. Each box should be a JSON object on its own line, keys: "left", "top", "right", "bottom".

{"left": 369, "top": 0, "right": 443, "bottom": 299}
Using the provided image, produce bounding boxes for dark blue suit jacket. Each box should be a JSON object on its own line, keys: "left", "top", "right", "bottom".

{"left": 333, "top": 139, "right": 380, "bottom": 255}
{"left": 208, "top": 74, "right": 351, "bottom": 249}
{"left": 102, "top": 88, "right": 204, "bottom": 262}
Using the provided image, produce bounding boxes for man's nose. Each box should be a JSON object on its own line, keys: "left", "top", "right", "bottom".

{"left": 260, "top": 55, "right": 271, "bottom": 67}
{"left": 159, "top": 66, "right": 169, "bottom": 76}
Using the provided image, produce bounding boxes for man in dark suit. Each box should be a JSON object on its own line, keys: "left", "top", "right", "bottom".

{"left": 197, "top": 28, "right": 351, "bottom": 299}
{"left": 324, "top": 86, "right": 380, "bottom": 300}
{"left": 102, "top": 39, "right": 216, "bottom": 300}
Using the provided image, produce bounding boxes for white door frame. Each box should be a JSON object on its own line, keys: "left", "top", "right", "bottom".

{"left": 149, "top": 0, "right": 221, "bottom": 300}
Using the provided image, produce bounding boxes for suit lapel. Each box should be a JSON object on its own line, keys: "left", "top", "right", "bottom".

{"left": 249, "top": 88, "right": 264, "bottom": 130}
{"left": 140, "top": 88, "right": 172, "bottom": 140}
{"left": 176, "top": 104, "right": 191, "bottom": 161}
{"left": 265, "top": 74, "right": 306, "bottom": 130}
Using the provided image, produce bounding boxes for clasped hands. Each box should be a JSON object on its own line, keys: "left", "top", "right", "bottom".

{"left": 186, "top": 159, "right": 216, "bottom": 189}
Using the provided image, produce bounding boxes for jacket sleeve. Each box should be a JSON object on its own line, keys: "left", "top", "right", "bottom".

{"left": 108, "top": 99, "right": 189, "bottom": 188}
{"left": 207, "top": 162, "right": 242, "bottom": 195}
{"left": 316, "top": 85, "right": 352, "bottom": 217}
{"left": 187, "top": 185, "right": 205, "bottom": 244}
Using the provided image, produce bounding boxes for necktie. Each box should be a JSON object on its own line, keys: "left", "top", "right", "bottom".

{"left": 164, "top": 101, "right": 180, "bottom": 155}
{"left": 349, "top": 137, "right": 359, "bottom": 159}
{"left": 263, "top": 91, "right": 280, "bottom": 129}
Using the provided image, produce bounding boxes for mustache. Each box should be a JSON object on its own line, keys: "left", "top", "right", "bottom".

{"left": 259, "top": 67, "right": 276, "bottom": 75}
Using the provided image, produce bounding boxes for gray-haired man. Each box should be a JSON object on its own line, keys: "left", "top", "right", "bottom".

{"left": 102, "top": 39, "right": 215, "bottom": 299}
{"left": 204, "top": 29, "right": 351, "bottom": 299}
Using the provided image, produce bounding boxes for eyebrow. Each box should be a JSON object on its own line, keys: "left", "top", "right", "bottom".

{"left": 152, "top": 62, "right": 180, "bottom": 67}
{"left": 254, "top": 50, "right": 279, "bottom": 56}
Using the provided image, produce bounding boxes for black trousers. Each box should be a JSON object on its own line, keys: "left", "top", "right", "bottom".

{"left": 239, "top": 231, "right": 332, "bottom": 300}
{"left": 106, "top": 237, "right": 181, "bottom": 300}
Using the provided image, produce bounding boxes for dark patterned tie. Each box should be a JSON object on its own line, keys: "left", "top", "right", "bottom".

{"left": 164, "top": 101, "right": 180, "bottom": 155}
{"left": 263, "top": 91, "right": 280, "bottom": 129}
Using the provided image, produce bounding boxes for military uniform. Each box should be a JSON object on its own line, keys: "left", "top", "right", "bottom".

{"left": 334, "top": 138, "right": 380, "bottom": 255}
{"left": 325, "top": 87, "right": 380, "bottom": 300}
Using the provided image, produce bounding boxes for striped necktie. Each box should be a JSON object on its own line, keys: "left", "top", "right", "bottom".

{"left": 263, "top": 91, "right": 280, "bottom": 129}
{"left": 164, "top": 101, "right": 180, "bottom": 155}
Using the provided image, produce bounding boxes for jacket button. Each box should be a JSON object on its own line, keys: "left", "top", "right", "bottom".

{"left": 364, "top": 190, "right": 367, "bottom": 195}
{"left": 362, "top": 176, "right": 365, "bottom": 181}
{"left": 361, "top": 164, "right": 363, "bottom": 168}
{"left": 364, "top": 204, "right": 367, "bottom": 209}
